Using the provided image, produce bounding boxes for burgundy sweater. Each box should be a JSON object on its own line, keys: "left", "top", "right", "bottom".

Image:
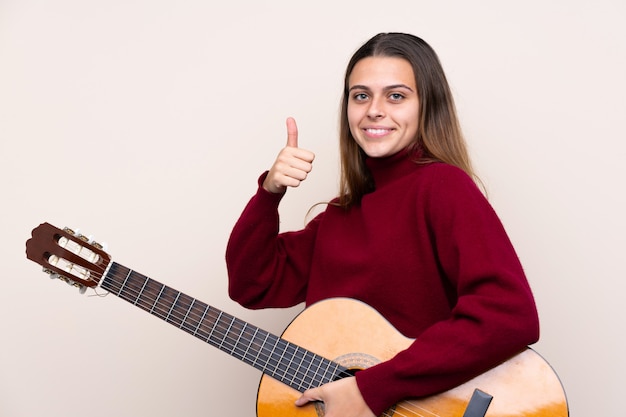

{"left": 225, "top": 149, "right": 539, "bottom": 415}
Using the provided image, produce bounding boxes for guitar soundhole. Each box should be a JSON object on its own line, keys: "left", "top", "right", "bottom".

{"left": 334, "top": 352, "right": 381, "bottom": 372}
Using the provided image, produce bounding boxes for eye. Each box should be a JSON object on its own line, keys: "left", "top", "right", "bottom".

{"left": 352, "top": 92, "right": 369, "bottom": 102}
{"left": 389, "top": 93, "right": 405, "bottom": 101}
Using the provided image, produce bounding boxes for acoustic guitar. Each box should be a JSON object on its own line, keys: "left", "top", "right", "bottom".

{"left": 25, "top": 222, "right": 568, "bottom": 417}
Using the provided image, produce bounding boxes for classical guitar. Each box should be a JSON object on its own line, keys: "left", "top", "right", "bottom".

{"left": 25, "top": 222, "right": 568, "bottom": 417}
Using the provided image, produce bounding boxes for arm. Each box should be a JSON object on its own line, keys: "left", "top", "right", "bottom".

{"left": 353, "top": 166, "right": 539, "bottom": 414}
{"left": 226, "top": 117, "right": 317, "bottom": 308}
{"left": 226, "top": 178, "right": 322, "bottom": 308}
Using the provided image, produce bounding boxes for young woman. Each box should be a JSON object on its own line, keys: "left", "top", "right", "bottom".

{"left": 225, "top": 32, "right": 539, "bottom": 417}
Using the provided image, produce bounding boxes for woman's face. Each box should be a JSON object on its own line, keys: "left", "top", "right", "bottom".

{"left": 347, "top": 56, "right": 419, "bottom": 158}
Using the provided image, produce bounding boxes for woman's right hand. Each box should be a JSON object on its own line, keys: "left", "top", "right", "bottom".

{"left": 263, "top": 117, "right": 315, "bottom": 194}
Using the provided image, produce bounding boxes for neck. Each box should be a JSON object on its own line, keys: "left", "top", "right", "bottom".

{"left": 364, "top": 147, "right": 421, "bottom": 189}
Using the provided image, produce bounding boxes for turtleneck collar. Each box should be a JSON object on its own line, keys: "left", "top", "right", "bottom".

{"left": 364, "top": 146, "right": 424, "bottom": 189}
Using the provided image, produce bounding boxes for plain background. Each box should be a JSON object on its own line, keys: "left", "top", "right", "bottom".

{"left": 1, "top": 0, "right": 624, "bottom": 416}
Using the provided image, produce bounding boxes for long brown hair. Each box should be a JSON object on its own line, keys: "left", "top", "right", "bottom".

{"left": 338, "top": 33, "right": 479, "bottom": 208}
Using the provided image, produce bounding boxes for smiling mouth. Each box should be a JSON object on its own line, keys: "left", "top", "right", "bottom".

{"left": 363, "top": 128, "right": 393, "bottom": 137}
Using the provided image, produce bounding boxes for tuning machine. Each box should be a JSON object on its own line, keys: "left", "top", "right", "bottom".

{"left": 65, "top": 227, "right": 107, "bottom": 251}
{"left": 42, "top": 267, "right": 88, "bottom": 294}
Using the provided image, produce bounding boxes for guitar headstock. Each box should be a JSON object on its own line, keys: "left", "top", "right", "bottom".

{"left": 26, "top": 223, "right": 112, "bottom": 292}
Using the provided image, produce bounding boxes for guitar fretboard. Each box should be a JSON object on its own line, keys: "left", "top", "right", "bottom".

{"left": 101, "top": 262, "right": 349, "bottom": 392}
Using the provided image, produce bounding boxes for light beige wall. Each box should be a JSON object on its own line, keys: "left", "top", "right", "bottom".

{"left": 1, "top": 1, "right": 624, "bottom": 416}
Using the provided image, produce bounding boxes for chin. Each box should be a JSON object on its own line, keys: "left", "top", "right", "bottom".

{"left": 362, "top": 147, "right": 396, "bottom": 158}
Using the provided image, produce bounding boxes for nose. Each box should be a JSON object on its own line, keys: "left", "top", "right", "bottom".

{"left": 367, "top": 96, "right": 385, "bottom": 119}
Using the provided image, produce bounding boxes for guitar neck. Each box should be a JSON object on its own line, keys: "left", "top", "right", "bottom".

{"left": 101, "top": 262, "right": 348, "bottom": 393}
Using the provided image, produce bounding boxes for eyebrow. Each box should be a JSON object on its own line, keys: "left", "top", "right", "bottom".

{"left": 348, "top": 84, "right": 415, "bottom": 93}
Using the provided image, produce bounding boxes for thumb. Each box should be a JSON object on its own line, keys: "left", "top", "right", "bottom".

{"left": 294, "top": 387, "right": 322, "bottom": 407}
{"left": 286, "top": 117, "right": 298, "bottom": 148}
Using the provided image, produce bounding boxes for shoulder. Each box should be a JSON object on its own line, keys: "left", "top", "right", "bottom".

{"left": 413, "top": 162, "right": 481, "bottom": 195}
{"left": 412, "top": 162, "right": 494, "bottom": 221}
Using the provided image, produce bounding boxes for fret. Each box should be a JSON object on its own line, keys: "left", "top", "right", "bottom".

{"left": 240, "top": 326, "right": 257, "bottom": 364}
{"left": 319, "top": 358, "right": 335, "bottom": 386}
{"left": 324, "top": 361, "right": 339, "bottom": 383}
{"left": 248, "top": 328, "right": 270, "bottom": 368}
{"left": 200, "top": 307, "right": 222, "bottom": 341}
{"left": 182, "top": 299, "right": 195, "bottom": 325}
{"left": 150, "top": 283, "right": 166, "bottom": 314}
{"left": 174, "top": 298, "right": 198, "bottom": 335}
{"left": 285, "top": 343, "right": 300, "bottom": 382}
{"left": 181, "top": 300, "right": 205, "bottom": 336}
{"left": 232, "top": 322, "right": 249, "bottom": 360}
{"left": 223, "top": 319, "right": 238, "bottom": 355}
{"left": 252, "top": 329, "right": 270, "bottom": 367}
{"left": 193, "top": 304, "right": 210, "bottom": 337}
{"left": 230, "top": 321, "right": 247, "bottom": 359}
{"left": 275, "top": 340, "right": 297, "bottom": 384}
{"left": 133, "top": 275, "right": 149, "bottom": 306}
{"left": 297, "top": 349, "right": 323, "bottom": 391}
{"left": 237, "top": 320, "right": 259, "bottom": 364}
{"left": 100, "top": 263, "right": 122, "bottom": 295}
{"left": 290, "top": 345, "right": 307, "bottom": 390}
{"left": 119, "top": 272, "right": 144, "bottom": 305}
{"left": 172, "top": 293, "right": 192, "bottom": 328}
{"left": 251, "top": 331, "right": 271, "bottom": 370}
{"left": 257, "top": 332, "right": 278, "bottom": 373}
{"left": 237, "top": 324, "right": 261, "bottom": 365}
{"left": 306, "top": 353, "right": 325, "bottom": 389}
{"left": 234, "top": 321, "right": 256, "bottom": 363}
{"left": 117, "top": 269, "right": 132, "bottom": 297}
{"left": 206, "top": 311, "right": 223, "bottom": 346}
{"left": 218, "top": 315, "right": 236, "bottom": 352}
{"left": 271, "top": 339, "right": 288, "bottom": 381}
{"left": 263, "top": 334, "right": 282, "bottom": 378}
{"left": 298, "top": 350, "right": 317, "bottom": 391}
{"left": 153, "top": 286, "right": 178, "bottom": 323}
{"left": 165, "top": 292, "right": 181, "bottom": 324}
{"left": 139, "top": 278, "right": 161, "bottom": 314}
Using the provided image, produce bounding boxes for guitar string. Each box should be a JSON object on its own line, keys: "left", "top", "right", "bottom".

{"left": 98, "top": 266, "right": 443, "bottom": 417}
{"left": 99, "top": 267, "right": 442, "bottom": 417}
{"left": 100, "top": 267, "right": 346, "bottom": 389}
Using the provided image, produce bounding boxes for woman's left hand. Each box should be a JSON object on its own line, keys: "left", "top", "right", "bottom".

{"left": 294, "top": 377, "right": 376, "bottom": 417}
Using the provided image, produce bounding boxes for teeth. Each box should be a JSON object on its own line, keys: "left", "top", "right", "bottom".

{"left": 367, "top": 129, "right": 389, "bottom": 134}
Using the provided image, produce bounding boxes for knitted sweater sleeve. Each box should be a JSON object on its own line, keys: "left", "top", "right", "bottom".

{"left": 354, "top": 165, "right": 540, "bottom": 415}
{"left": 225, "top": 173, "right": 321, "bottom": 309}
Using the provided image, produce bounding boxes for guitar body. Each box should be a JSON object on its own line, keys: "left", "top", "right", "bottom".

{"left": 257, "top": 298, "right": 568, "bottom": 417}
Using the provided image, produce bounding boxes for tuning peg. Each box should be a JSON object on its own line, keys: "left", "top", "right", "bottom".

{"left": 90, "top": 239, "right": 106, "bottom": 250}
{"left": 42, "top": 267, "right": 88, "bottom": 293}
{"left": 43, "top": 268, "right": 63, "bottom": 281}
{"left": 63, "top": 277, "right": 87, "bottom": 293}
{"left": 70, "top": 228, "right": 107, "bottom": 251}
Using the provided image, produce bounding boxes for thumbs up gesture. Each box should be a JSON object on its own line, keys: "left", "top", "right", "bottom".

{"left": 262, "top": 117, "right": 315, "bottom": 194}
